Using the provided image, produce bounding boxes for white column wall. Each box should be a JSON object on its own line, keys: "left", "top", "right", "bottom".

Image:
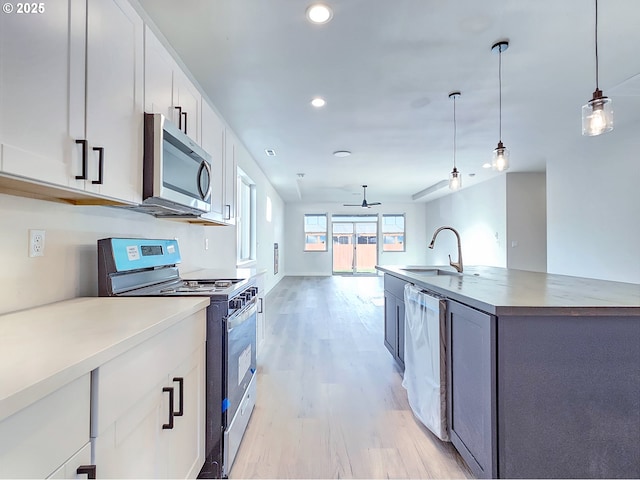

{"left": 546, "top": 119, "right": 640, "bottom": 283}
{"left": 424, "top": 176, "right": 508, "bottom": 268}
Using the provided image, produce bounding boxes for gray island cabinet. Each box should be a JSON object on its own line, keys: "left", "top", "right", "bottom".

{"left": 376, "top": 265, "right": 640, "bottom": 479}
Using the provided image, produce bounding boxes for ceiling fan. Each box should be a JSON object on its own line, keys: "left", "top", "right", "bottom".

{"left": 343, "top": 185, "right": 382, "bottom": 208}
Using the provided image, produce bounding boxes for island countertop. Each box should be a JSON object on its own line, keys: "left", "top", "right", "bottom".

{"left": 0, "top": 296, "right": 209, "bottom": 422}
{"left": 376, "top": 265, "right": 640, "bottom": 316}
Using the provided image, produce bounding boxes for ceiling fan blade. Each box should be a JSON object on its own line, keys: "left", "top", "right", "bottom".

{"left": 368, "top": 202, "right": 382, "bottom": 206}
{"left": 343, "top": 203, "right": 361, "bottom": 206}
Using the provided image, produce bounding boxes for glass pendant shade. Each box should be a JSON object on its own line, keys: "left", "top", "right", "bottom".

{"left": 449, "top": 167, "right": 461, "bottom": 190}
{"left": 582, "top": 89, "right": 613, "bottom": 136}
{"left": 492, "top": 141, "right": 509, "bottom": 172}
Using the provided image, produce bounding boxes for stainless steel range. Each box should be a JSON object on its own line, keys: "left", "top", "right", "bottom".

{"left": 97, "top": 238, "right": 257, "bottom": 478}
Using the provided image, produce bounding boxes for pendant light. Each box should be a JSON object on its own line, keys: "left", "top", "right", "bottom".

{"left": 448, "top": 91, "right": 461, "bottom": 191}
{"left": 491, "top": 41, "right": 509, "bottom": 172}
{"left": 582, "top": 0, "right": 613, "bottom": 136}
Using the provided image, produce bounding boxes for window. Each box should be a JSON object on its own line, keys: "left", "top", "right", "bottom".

{"left": 304, "top": 214, "right": 327, "bottom": 251}
{"left": 382, "top": 214, "right": 405, "bottom": 251}
{"left": 237, "top": 168, "right": 256, "bottom": 263}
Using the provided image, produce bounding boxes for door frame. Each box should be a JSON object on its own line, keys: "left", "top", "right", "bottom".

{"left": 331, "top": 215, "right": 378, "bottom": 275}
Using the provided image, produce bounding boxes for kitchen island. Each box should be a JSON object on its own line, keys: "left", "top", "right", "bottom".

{"left": 377, "top": 265, "right": 640, "bottom": 479}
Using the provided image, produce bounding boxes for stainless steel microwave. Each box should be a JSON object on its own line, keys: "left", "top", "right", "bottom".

{"left": 135, "top": 113, "right": 212, "bottom": 216}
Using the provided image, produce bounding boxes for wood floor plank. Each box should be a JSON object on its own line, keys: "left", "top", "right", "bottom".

{"left": 230, "top": 276, "right": 473, "bottom": 479}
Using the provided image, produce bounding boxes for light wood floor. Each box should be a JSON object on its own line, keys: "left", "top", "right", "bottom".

{"left": 230, "top": 275, "right": 473, "bottom": 479}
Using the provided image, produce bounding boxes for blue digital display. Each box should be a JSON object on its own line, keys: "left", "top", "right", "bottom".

{"left": 108, "top": 238, "right": 181, "bottom": 272}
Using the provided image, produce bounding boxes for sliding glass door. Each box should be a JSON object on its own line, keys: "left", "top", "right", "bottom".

{"left": 332, "top": 215, "right": 378, "bottom": 275}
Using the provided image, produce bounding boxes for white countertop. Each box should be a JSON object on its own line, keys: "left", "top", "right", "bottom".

{"left": 0, "top": 296, "right": 209, "bottom": 422}
{"left": 377, "top": 265, "right": 640, "bottom": 316}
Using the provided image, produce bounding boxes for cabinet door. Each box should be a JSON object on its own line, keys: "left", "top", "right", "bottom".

{"left": 0, "top": 0, "right": 85, "bottom": 189}
{"left": 383, "top": 292, "right": 397, "bottom": 358}
{"left": 93, "top": 383, "right": 166, "bottom": 479}
{"left": 84, "top": 0, "right": 143, "bottom": 203}
{"left": 165, "top": 345, "right": 206, "bottom": 479}
{"left": 93, "top": 310, "right": 206, "bottom": 479}
{"left": 447, "top": 300, "right": 496, "bottom": 479}
{"left": 173, "top": 69, "right": 201, "bottom": 144}
{"left": 223, "top": 129, "right": 238, "bottom": 223}
{"left": 256, "top": 273, "right": 266, "bottom": 355}
{"left": 0, "top": 374, "right": 90, "bottom": 479}
{"left": 144, "top": 25, "right": 174, "bottom": 119}
{"left": 201, "top": 101, "right": 226, "bottom": 221}
{"left": 47, "top": 443, "right": 92, "bottom": 479}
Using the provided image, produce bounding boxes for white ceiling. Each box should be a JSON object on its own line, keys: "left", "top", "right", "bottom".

{"left": 137, "top": 0, "right": 640, "bottom": 205}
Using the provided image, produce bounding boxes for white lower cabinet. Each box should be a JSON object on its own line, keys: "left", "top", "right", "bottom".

{"left": 47, "top": 444, "right": 92, "bottom": 480}
{"left": 92, "top": 311, "right": 206, "bottom": 479}
{"left": 0, "top": 374, "right": 91, "bottom": 479}
{"left": 256, "top": 272, "right": 266, "bottom": 356}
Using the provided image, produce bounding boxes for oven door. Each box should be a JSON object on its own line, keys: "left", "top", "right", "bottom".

{"left": 225, "top": 300, "right": 257, "bottom": 423}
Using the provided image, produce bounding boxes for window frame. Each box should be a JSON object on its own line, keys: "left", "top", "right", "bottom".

{"left": 303, "top": 213, "right": 328, "bottom": 252}
{"left": 381, "top": 213, "right": 406, "bottom": 252}
{"left": 237, "top": 169, "right": 256, "bottom": 264}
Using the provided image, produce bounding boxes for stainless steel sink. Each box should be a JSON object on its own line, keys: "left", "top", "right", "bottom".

{"left": 400, "top": 267, "right": 462, "bottom": 276}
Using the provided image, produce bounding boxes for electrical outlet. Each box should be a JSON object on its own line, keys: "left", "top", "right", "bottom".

{"left": 29, "top": 229, "right": 45, "bottom": 257}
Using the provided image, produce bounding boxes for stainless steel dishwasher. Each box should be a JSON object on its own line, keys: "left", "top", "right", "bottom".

{"left": 402, "top": 283, "right": 449, "bottom": 441}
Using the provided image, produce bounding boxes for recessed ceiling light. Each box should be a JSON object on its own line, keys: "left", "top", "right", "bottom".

{"left": 482, "top": 162, "right": 492, "bottom": 169}
{"left": 306, "top": 4, "right": 333, "bottom": 24}
{"left": 311, "top": 97, "right": 326, "bottom": 108}
{"left": 333, "top": 150, "right": 351, "bottom": 157}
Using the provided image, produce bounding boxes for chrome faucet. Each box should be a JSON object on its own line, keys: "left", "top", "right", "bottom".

{"left": 428, "top": 226, "right": 463, "bottom": 273}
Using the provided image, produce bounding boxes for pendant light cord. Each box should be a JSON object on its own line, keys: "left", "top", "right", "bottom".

{"left": 453, "top": 95, "right": 457, "bottom": 169}
{"left": 595, "top": 0, "right": 599, "bottom": 89}
{"left": 498, "top": 47, "right": 503, "bottom": 142}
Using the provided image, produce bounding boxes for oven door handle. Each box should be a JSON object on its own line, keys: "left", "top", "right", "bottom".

{"left": 227, "top": 301, "right": 257, "bottom": 331}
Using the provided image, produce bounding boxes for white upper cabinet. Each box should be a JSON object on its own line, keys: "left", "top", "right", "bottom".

{"left": 173, "top": 68, "right": 201, "bottom": 144}
{"left": 223, "top": 128, "right": 238, "bottom": 224}
{"left": 144, "top": 26, "right": 201, "bottom": 144}
{"left": 0, "top": 0, "right": 143, "bottom": 204}
{"left": 201, "top": 101, "right": 226, "bottom": 222}
{"left": 0, "top": 0, "right": 82, "bottom": 189}
{"left": 83, "top": 0, "right": 144, "bottom": 203}
{"left": 144, "top": 25, "right": 175, "bottom": 120}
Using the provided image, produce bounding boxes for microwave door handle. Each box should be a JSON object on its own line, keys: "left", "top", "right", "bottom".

{"left": 197, "top": 160, "right": 212, "bottom": 200}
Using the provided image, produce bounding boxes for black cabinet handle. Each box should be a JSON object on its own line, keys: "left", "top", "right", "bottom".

{"left": 76, "top": 465, "right": 96, "bottom": 479}
{"left": 75, "top": 139, "right": 88, "bottom": 180}
{"left": 91, "top": 147, "right": 104, "bottom": 185}
{"left": 173, "top": 377, "right": 184, "bottom": 417}
{"left": 182, "top": 111, "right": 188, "bottom": 134}
{"left": 225, "top": 204, "right": 231, "bottom": 220}
{"left": 174, "top": 106, "right": 183, "bottom": 130}
{"left": 258, "top": 297, "right": 263, "bottom": 314}
{"left": 162, "top": 387, "right": 174, "bottom": 429}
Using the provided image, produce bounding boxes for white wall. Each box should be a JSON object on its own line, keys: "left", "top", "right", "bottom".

{"left": 235, "top": 142, "right": 286, "bottom": 292}
{"left": 547, "top": 119, "right": 640, "bottom": 283}
{"left": 284, "top": 202, "right": 428, "bottom": 276}
{"left": 424, "top": 176, "right": 508, "bottom": 268}
{"left": 0, "top": 194, "right": 235, "bottom": 315}
{"left": 506, "top": 173, "right": 547, "bottom": 272}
